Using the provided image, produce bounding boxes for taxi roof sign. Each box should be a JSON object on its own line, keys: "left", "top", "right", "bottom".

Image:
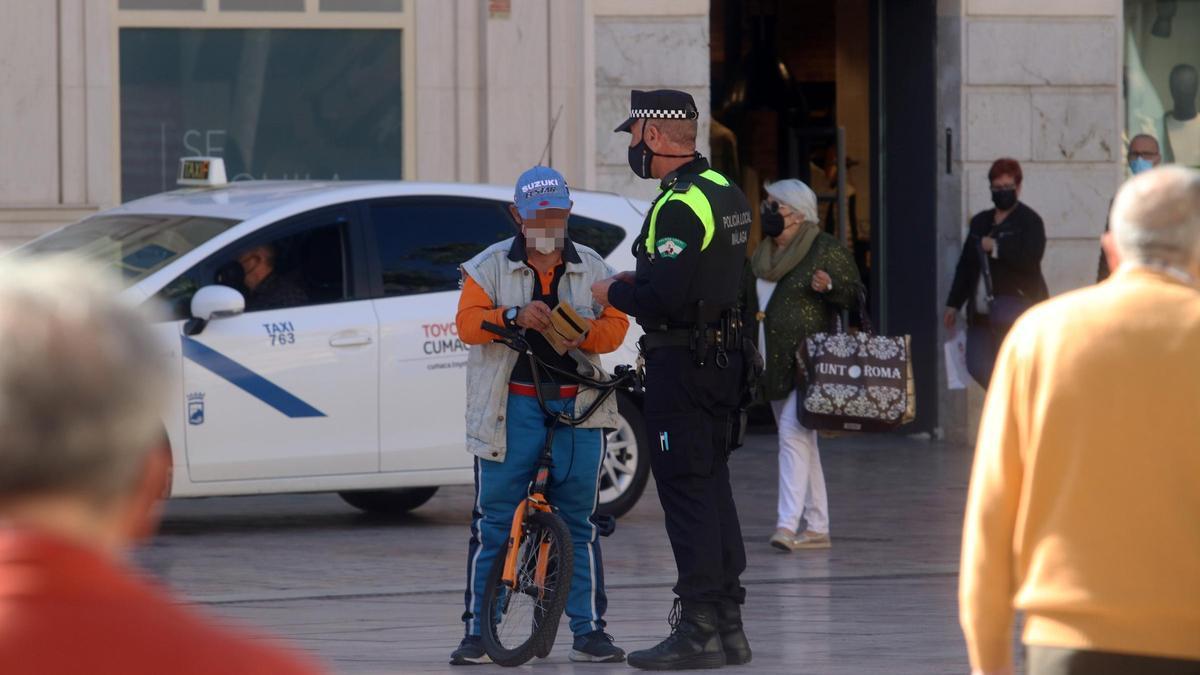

{"left": 178, "top": 157, "right": 228, "bottom": 187}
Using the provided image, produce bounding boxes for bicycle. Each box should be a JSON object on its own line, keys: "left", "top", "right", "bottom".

{"left": 476, "top": 320, "right": 639, "bottom": 667}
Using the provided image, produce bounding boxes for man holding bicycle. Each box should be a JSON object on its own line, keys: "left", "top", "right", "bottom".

{"left": 450, "top": 165, "right": 630, "bottom": 666}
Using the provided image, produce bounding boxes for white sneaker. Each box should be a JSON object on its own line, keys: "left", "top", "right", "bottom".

{"left": 792, "top": 530, "right": 831, "bottom": 549}
{"left": 769, "top": 528, "right": 798, "bottom": 552}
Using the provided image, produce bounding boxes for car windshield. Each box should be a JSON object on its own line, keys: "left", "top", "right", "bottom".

{"left": 18, "top": 213, "right": 239, "bottom": 286}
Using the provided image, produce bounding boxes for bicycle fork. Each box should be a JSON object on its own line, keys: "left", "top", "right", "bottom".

{"left": 500, "top": 422, "right": 559, "bottom": 596}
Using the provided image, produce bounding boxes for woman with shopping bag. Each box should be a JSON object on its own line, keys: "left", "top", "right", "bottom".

{"left": 741, "top": 179, "right": 863, "bottom": 553}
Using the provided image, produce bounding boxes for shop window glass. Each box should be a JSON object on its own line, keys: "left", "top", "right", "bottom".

{"left": 119, "top": 29, "right": 403, "bottom": 202}
{"left": 1125, "top": 0, "right": 1200, "bottom": 168}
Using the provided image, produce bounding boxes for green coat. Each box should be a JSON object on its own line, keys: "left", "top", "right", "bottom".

{"left": 741, "top": 232, "right": 864, "bottom": 402}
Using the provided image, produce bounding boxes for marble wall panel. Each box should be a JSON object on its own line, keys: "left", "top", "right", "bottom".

{"left": 0, "top": 2, "right": 58, "bottom": 204}
{"left": 1032, "top": 90, "right": 1119, "bottom": 162}
{"left": 84, "top": 0, "right": 116, "bottom": 207}
{"left": 595, "top": 18, "right": 708, "bottom": 89}
{"left": 483, "top": 0, "right": 550, "bottom": 187}
{"left": 967, "top": 0, "right": 1118, "bottom": 16}
{"left": 966, "top": 20, "right": 1117, "bottom": 86}
{"left": 1042, "top": 237, "right": 1106, "bottom": 295}
{"left": 595, "top": 165, "right": 661, "bottom": 204}
{"left": 964, "top": 163, "right": 1120, "bottom": 241}
{"left": 414, "top": 0, "right": 457, "bottom": 182}
{"left": 593, "top": 16, "right": 709, "bottom": 202}
{"left": 965, "top": 89, "right": 1032, "bottom": 161}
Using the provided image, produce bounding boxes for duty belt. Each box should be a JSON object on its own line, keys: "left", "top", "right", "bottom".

{"left": 639, "top": 329, "right": 719, "bottom": 352}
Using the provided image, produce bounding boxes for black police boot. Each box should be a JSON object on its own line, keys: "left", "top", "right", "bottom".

{"left": 715, "top": 599, "right": 752, "bottom": 665}
{"left": 627, "top": 599, "right": 725, "bottom": 671}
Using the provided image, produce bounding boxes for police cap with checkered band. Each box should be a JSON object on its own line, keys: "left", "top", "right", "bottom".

{"left": 614, "top": 89, "right": 700, "bottom": 133}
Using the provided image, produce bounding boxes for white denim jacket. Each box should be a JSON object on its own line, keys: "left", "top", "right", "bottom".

{"left": 460, "top": 237, "right": 620, "bottom": 462}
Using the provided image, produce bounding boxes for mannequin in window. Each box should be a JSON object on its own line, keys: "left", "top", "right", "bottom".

{"left": 1163, "top": 63, "right": 1200, "bottom": 166}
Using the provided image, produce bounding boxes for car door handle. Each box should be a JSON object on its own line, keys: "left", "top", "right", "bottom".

{"left": 329, "top": 335, "right": 373, "bottom": 348}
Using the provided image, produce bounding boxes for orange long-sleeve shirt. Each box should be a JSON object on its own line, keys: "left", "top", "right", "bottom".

{"left": 456, "top": 267, "right": 628, "bottom": 353}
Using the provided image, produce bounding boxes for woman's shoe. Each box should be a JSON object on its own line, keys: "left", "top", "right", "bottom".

{"left": 768, "top": 528, "right": 798, "bottom": 552}
{"left": 792, "top": 530, "right": 831, "bottom": 549}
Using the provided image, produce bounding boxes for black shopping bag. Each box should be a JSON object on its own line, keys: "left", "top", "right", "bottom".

{"left": 796, "top": 294, "right": 915, "bottom": 433}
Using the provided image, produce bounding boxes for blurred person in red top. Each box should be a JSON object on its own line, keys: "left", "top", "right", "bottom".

{"left": 0, "top": 255, "right": 323, "bottom": 675}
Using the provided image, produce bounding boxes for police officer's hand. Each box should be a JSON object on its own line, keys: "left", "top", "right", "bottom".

{"left": 591, "top": 278, "right": 617, "bottom": 307}
{"left": 981, "top": 236, "right": 996, "bottom": 254}
{"left": 811, "top": 269, "right": 833, "bottom": 293}
{"left": 516, "top": 301, "right": 553, "bottom": 331}
{"left": 614, "top": 270, "right": 636, "bottom": 284}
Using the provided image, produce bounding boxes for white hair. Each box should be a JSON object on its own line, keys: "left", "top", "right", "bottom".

{"left": 0, "top": 255, "right": 167, "bottom": 503}
{"left": 764, "top": 179, "right": 820, "bottom": 225}
{"left": 1110, "top": 165, "right": 1200, "bottom": 267}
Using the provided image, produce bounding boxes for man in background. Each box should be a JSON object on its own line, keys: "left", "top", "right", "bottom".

{"left": 960, "top": 166, "right": 1200, "bottom": 675}
{"left": 1098, "top": 133, "right": 1162, "bottom": 281}
{"left": 0, "top": 256, "right": 322, "bottom": 675}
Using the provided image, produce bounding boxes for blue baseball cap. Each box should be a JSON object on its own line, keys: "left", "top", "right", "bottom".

{"left": 514, "top": 165, "right": 571, "bottom": 218}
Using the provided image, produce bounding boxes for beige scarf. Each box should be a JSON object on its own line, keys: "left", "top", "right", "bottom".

{"left": 751, "top": 223, "right": 819, "bottom": 282}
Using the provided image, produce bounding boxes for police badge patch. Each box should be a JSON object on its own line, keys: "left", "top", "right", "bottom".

{"left": 655, "top": 237, "right": 687, "bottom": 259}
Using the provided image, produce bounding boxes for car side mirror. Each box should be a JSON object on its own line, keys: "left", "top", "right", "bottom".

{"left": 185, "top": 285, "right": 245, "bottom": 336}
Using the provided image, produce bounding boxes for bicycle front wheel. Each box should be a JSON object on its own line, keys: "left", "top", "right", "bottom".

{"left": 481, "top": 509, "right": 574, "bottom": 667}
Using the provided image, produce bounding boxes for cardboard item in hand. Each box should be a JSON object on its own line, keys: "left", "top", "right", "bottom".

{"left": 542, "top": 303, "right": 591, "bottom": 355}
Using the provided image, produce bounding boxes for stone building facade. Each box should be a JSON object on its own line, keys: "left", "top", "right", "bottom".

{"left": 939, "top": 0, "right": 1124, "bottom": 439}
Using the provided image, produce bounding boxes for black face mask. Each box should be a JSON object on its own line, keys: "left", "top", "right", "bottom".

{"left": 760, "top": 201, "right": 785, "bottom": 238}
{"left": 627, "top": 131, "right": 696, "bottom": 179}
{"left": 628, "top": 139, "right": 654, "bottom": 179}
{"left": 991, "top": 188, "right": 1018, "bottom": 211}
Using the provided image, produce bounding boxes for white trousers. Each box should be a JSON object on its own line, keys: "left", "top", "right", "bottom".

{"left": 771, "top": 388, "right": 829, "bottom": 534}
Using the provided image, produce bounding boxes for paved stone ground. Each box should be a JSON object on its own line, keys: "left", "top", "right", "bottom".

{"left": 135, "top": 433, "right": 1022, "bottom": 674}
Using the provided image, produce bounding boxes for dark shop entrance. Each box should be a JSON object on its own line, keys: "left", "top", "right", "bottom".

{"left": 710, "top": 0, "right": 938, "bottom": 431}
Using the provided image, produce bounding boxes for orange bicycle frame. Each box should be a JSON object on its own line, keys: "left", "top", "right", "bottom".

{"left": 500, "top": 467, "right": 554, "bottom": 588}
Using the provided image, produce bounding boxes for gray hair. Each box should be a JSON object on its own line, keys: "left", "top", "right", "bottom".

{"left": 764, "top": 179, "right": 820, "bottom": 226}
{"left": 0, "top": 255, "right": 167, "bottom": 504}
{"left": 645, "top": 118, "right": 698, "bottom": 147}
{"left": 1110, "top": 165, "right": 1200, "bottom": 267}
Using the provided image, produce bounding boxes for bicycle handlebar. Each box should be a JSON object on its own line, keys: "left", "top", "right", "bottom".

{"left": 481, "top": 320, "right": 527, "bottom": 349}
{"left": 479, "top": 320, "right": 639, "bottom": 427}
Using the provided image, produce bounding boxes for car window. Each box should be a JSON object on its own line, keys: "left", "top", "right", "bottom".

{"left": 18, "top": 214, "right": 239, "bottom": 285}
{"left": 369, "top": 198, "right": 515, "bottom": 297}
{"left": 158, "top": 215, "right": 349, "bottom": 319}
{"left": 568, "top": 215, "right": 626, "bottom": 258}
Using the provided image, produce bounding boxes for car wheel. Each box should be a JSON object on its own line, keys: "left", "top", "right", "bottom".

{"left": 338, "top": 486, "right": 439, "bottom": 515}
{"left": 595, "top": 392, "right": 650, "bottom": 519}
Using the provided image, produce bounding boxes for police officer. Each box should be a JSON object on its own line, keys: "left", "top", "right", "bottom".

{"left": 592, "top": 89, "right": 754, "bottom": 671}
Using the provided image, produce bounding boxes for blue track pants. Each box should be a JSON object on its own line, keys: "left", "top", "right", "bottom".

{"left": 462, "top": 393, "right": 608, "bottom": 637}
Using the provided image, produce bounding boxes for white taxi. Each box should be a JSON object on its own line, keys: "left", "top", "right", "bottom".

{"left": 16, "top": 158, "right": 651, "bottom": 518}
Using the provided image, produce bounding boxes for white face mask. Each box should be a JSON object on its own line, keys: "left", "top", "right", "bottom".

{"left": 525, "top": 228, "right": 565, "bottom": 255}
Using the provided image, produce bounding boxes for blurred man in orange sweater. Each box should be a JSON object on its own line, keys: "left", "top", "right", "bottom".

{"left": 0, "top": 256, "right": 322, "bottom": 675}
{"left": 959, "top": 166, "right": 1200, "bottom": 675}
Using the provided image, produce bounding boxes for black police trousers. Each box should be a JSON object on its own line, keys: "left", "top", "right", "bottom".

{"left": 642, "top": 346, "right": 747, "bottom": 605}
